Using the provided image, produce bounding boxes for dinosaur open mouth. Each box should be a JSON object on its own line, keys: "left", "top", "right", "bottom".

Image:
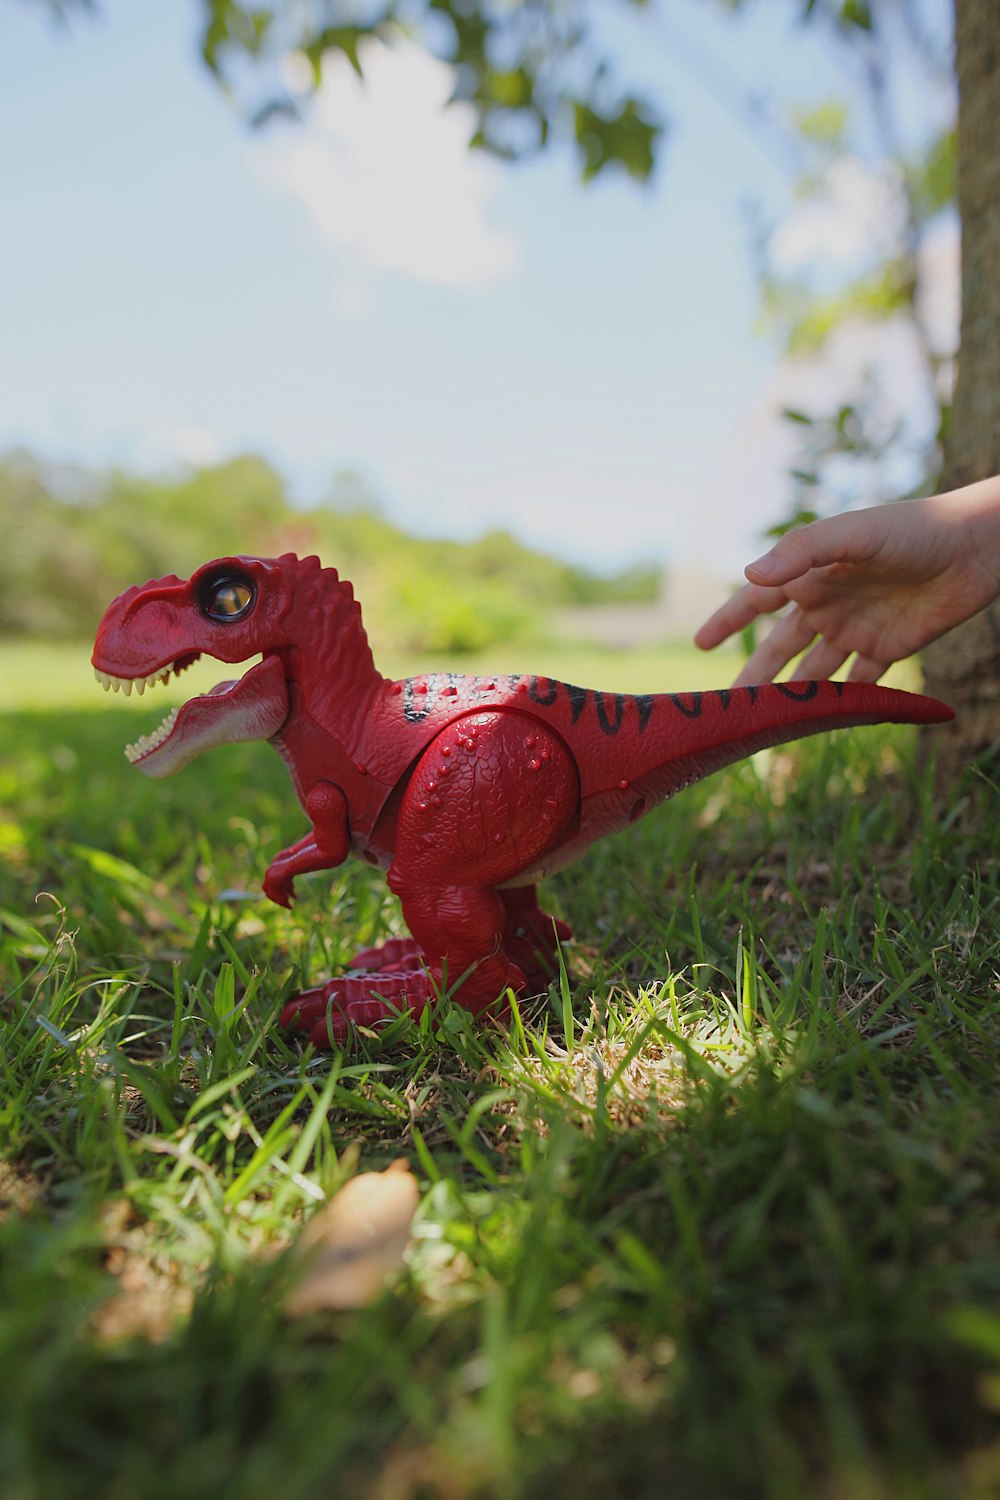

{"left": 93, "top": 653, "right": 290, "bottom": 777}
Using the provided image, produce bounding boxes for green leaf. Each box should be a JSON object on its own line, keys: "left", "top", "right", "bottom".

{"left": 793, "top": 98, "right": 849, "bottom": 148}
{"left": 765, "top": 508, "right": 820, "bottom": 537}
{"left": 482, "top": 68, "right": 532, "bottom": 109}
{"left": 306, "top": 25, "right": 367, "bottom": 80}
{"left": 573, "top": 97, "right": 662, "bottom": 183}
{"left": 908, "top": 128, "right": 956, "bottom": 223}
{"left": 839, "top": 0, "right": 873, "bottom": 30}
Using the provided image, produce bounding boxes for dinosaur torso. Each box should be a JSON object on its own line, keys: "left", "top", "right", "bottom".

{"left": 273, "top": 661, "right": 905, "bottom": 881}
{"left": 92, "top": 552, "right": 955, "bottom": 1046}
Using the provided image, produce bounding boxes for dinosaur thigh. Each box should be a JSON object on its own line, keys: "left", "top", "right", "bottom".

{"left": 388, "top": 709, "right": 578, "bottom": 891}
{"left": 384, "top": 711, "right": 577, "bottom": 1004}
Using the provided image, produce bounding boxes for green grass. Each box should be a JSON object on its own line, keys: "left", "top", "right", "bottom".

{"left": 2, "top": 638, "right": 999, "bottom": 1500}
{"left": 0, "top": 636, "right": 752, "bottom": 709}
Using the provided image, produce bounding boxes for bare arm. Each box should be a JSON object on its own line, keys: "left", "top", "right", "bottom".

{"left": 694, "top": 478, "right": 1000, "bottom": 686}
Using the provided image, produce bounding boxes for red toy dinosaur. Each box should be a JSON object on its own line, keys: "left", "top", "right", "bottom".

{"left": 93, "top": 553, "right": 953, "bottom": 1046}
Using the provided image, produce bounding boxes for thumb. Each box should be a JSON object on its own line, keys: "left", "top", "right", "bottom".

{"left": 746, "top": 512, "right": 877, "bottom": 586}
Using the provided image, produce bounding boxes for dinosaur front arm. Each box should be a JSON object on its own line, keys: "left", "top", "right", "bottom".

{"left": 263, "top": 781, "right": 351, "bottom": 909}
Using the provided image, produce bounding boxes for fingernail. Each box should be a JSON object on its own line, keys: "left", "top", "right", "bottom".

{"left": 747, "top": 554, "right": 776, "bottom": 578}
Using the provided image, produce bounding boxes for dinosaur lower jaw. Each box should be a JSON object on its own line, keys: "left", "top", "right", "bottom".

{"left": 121, "top": 655, "right": 290, "bottom": 778}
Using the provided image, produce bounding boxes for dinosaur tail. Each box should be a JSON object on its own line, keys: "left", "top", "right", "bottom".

{"left": 627, "top": 679, "right": 953, "bottom": 806}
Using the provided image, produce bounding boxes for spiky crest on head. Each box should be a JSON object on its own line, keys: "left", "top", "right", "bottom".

{"left": 275, "top": 552, "right": 385, "bottom": 702}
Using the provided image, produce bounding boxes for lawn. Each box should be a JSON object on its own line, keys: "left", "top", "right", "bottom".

{"left": 2, "top": 636, "right": 999, "bottom": 1500}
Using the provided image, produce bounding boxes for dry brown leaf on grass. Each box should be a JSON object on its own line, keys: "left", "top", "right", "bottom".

{"left": 284, "top": 1160, "right": 420, "bottom": 1316}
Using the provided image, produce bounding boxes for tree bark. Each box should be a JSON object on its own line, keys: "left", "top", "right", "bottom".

{"left": 922, "top": 0, "right": 1000, "bottom": 769}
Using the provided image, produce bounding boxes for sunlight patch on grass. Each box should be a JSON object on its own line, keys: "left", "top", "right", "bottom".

{"left": 493, "top": 968, "right": 806, "bottom": 1140}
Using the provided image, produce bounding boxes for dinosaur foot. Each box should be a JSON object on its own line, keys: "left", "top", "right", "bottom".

{"left": 280, "top": 967, "right": 435, "bottom": 1048}
{"left": 346, "top": 935, "right": 423, "bottom": 974}
{"left": 348, "top": 925, "right": 570, "bottom": 991}
{"left": 280, "top": 945, "right": 529, "bottom": 1048}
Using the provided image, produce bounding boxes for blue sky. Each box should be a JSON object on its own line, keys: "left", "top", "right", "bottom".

{"left": 0, "top": 0, "right": 953, "bottom": 576}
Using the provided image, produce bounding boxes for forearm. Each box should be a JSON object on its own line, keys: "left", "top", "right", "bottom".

{"left": 933, "top": 476, "right": 1000, "bottom": 584}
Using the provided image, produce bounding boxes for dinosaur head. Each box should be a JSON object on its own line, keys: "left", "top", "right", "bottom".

{"left": 92, "top": 554, "right": 298, "bottom": 777}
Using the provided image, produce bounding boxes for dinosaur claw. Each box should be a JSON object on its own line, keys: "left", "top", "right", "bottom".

{"left": 347, "top": 936, "right": 424, "bottom": 973}
{"left": 279, "top": 996, "right": 311, "bottom": 1030}
{"left": 263, "top": 870, "right": 296, "bottom": 908}
{"left": 281, "top": 989, "right": 353, "bottom": 1042}
{"left": 306, "top": 1008, "right": 352, "bottom": 1047}
{"left": 279, "top": 970, "right": 437, "bottom": 1049}
{"left": 307, "top": 1018, "right": 346, "bottom": 1048}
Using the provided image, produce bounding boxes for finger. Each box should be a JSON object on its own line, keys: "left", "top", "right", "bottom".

{"left": 732, "top": 609, "right": 817, "bottom": 687}
{"left": 694, "top": 584, "right": 795, "bottom": 650}
{"left": 746, "top": 511, "right": 879, "bottom": 587}
{"left": 791, "top": 637, "right": 850, "bottom": 682}
{"left": 846, "top": 654, "right": 888, "bottom": 684}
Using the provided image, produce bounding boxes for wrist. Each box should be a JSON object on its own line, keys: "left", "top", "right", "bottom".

{"left": 944, "top": 476, "right": 1000, "bottom": 585}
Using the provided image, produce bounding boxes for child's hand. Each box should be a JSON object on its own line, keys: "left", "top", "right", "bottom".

{"left": 694, "top": 480, "right": 1000, "bottom": 685}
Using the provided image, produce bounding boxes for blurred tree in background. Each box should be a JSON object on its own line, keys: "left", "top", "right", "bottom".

{"left": 194, "top": 0, "right": 1000, "bottom": 763}
{"left": 739, "top": 13, "right": 956, "bottom": 538}
{"left": 21, "top": 0, "right": 1000, "bottom": 761}
{"left": 33, "top": 0, "right": 958, "bottom": 526}
{"left": 0, "top": 449, "right": 658, "bottom": 652}
{"left": 922, "top": 0, "right": 999, "bottom": 766}
{"left": 196, "top": 0, "right": 664, "bottom": 180}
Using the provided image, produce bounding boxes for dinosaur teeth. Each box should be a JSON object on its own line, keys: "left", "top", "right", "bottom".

{"left": 124, "top": 707, "right": 181, "bottom": 764}
{"left": 94, "top": 666, "right": 176, "bottom": 694}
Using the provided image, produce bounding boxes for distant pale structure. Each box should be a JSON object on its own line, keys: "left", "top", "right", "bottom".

{"left": 555, "top": 565, "right": 732, "bottom": 650}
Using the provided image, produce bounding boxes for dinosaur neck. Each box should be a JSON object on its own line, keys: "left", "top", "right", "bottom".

{"left": 277, "top": 556, "right": 388, "bottom": 741}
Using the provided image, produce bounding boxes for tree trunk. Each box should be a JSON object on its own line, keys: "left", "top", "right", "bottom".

{"left": 922, "top": 0, "right": 1000, "bottom": 769}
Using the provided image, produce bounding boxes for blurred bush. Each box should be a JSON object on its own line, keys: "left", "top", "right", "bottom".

{"left": 4, "top": 450, "right": 658, "bottom": 655}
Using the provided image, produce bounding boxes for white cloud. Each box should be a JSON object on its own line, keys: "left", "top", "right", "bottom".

{"left": 256, "top": 40, "right": 521, "bottom": 292}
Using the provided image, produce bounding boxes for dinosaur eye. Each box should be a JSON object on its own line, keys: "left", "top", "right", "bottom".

{"left": 203, "top": 576, "right": 256, "bottom": 622}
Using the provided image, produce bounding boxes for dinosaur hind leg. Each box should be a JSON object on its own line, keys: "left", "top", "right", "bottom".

{"left": 281, "top": 709, "right": 578, "bottom": 1049}
{"left": 343, "top": 887, "right": 569, "bottom": 990}
{"left": 500, "top": 885, "right": 572, "bottom": 990}
{"left": 280, "top": 883, "right": 524, "bottom": 1047}
{"left": 311, "top": 887, "right": 570, "bottom": 1032}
